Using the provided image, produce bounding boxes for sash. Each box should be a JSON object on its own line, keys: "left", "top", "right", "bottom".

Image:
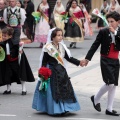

{"left": 44, "top": 43, "right": 64, "bottom": 66}
{"left": 41, "top": 10, "right": 49, "bottom": 22}
{"left": 71, "top": 14, "right": 82, "bottom": 28}
{"left": 71, "top": 14, "right": 84, "bottom": 36}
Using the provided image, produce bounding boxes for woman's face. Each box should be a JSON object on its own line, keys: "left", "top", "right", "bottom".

{"left": 112, "top": 0, "right": 116, "bottom": 5}
{"left": 103, "top": 1, "right": 107, "bottom": 6}
{"left": 71, "top": 1, "right": 77, "bottom": 8}
{"left": 42, "top": 0, "right": 47, "bottom": 4}
{"left": 16, "top": 1, "right": 21, "bottom": 7}
{"left": 52, "top": 31, "right": 63, "bottom": 43}
{"left": 57, "top": 1, "right": 61, "bottom": 6}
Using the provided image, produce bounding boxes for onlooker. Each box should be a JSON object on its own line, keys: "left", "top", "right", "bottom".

{"left": 0, "top": 0, "right": 6, "bottom": 29}
{"left": 24, "top": 0, "right": 34, "bottom": 41}
{"left": 3, "top": 0, "right": 26, "bottom": 45}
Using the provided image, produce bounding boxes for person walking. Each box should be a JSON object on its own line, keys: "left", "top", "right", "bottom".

{"left": 64, "top": 0, "right": 84, "bottom": 48}
{"left": 34, "top": 0, "right": 50, "bottom": 48}
{"left": 32, "top": 28, "right": 81, "bottom": 115}
{"left": 81, "top": 11, "right": 120, "bottom": 116}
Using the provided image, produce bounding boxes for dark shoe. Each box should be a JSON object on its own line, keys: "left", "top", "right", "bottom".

{"left": 106, "top": 109, "right": 119, "bottom": 116}
{"left": 73, "top": 46, "right": 76, "bottom": 48}
{"left": 21, "top": 91, "right": 27, "bottom": 95}
{"left": 91, "top": 95, "right": 101, "bottom": 112}
{"left": 112, "top": 110, "right": 117, "bottom": 114}
{"left": 3, "top": 90, "right": 11, "bottom": 95}
{"left": 69, "top": 43, "right": 73, "bottom": 48}
{"left": 61, "top": 111, "right": 69, "bottom": 115}
{"left": 73, "top": 43, "right": 76, "bottom": 48}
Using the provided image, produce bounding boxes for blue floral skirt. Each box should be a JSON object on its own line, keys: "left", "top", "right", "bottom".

{"left": 32, "top": 81, "right": 80, "bottom": 115}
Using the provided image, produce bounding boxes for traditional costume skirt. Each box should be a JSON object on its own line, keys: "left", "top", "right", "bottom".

{"left": 64, "top": 20, "right": 83, "bottom": 42}
{"left": 32, "top": 64, "right": 80, "bottom": 115}
{"left": 34, "top": 18, "right": 50, "bottom": 43}
{"left": 100, "top": 56, "right": 119, "bottom": 86}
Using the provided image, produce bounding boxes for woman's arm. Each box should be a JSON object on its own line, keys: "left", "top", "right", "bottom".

{"left": 42, "top": 52, "right": 49, "bottom": 67}
{"left": 64, "top": 51, "right": 80, "bottom": 66}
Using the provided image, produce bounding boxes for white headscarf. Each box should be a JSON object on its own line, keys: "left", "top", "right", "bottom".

{"left": 53, "top": 0, "right": 65, "bottom": 14}
{"left": 39, "top": 28, "right": 72, "bottom": 68}
{"left": 100, "top": 1, "right": 110, "bottom": 12}
{"left": 109, "top": 0, "right": 120, "bottom": 14}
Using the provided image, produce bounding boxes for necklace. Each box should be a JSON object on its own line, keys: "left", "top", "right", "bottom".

{"left": 52, "top": 42, "right": 61, "bottom": 53}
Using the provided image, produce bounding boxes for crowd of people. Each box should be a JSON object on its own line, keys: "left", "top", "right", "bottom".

{"left": 0, "top": 0, "right": 120, "bottom": 117}
{"left": 33, "top": 0, "right": 93, "bottom": 48}
{"left": 97, "top": 0, "right": 120, "bottom": 29}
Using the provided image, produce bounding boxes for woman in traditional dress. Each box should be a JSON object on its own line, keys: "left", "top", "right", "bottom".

{"left": 34, "top": 0, "right": 50, "bottom": 48}
{"left": 97, "top": 0, "right": 109, "bottom": 29}
{"left": 32, "top": 28, "right": 81, "bottom": 115}
{"left": 64, "top": 0, "right": 84, "bottom": 48}
{"left": 53, "top": 0, "right": 65, "bottom": 32}
{"left": 108, "top": 0, "right": 120, "bottom": 14}
{"left": 79, "top": 3, "right": 93, "bottom": 36}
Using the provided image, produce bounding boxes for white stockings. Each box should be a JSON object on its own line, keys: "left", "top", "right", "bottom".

{"left": 94, "top": 84, "right": 116, "bottom": 112}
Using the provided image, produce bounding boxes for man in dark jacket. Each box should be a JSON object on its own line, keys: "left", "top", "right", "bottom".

{"left": 24, "top": 0, "right": 34, "bottom": 41}
{"left": 81, "top": 11, "right": 120, "bottom": 116}
{"left": 0, "top": 0, "right": 6, "bottom": 29}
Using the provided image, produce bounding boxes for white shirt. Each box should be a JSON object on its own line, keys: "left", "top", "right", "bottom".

{"left": 3, "top": 6, "right": 26, "bottom": 25}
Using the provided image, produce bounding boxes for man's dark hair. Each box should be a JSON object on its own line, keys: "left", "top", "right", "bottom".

{"left": 106, "top": 11, "right": 120, "bottom": 21}
{"left": 2, "top": 27, "right": 14, "bottom": 36}
{"left": 51, "top": 28, "right": 63, "bottom": 41}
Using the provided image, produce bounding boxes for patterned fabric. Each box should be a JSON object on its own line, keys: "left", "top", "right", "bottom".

{"left": 50, "top": 64, "right": 76, "bottom": 103}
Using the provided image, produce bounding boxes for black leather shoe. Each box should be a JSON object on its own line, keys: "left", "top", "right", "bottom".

{"left": 91, "top": 95, "right": 101, "bottom": 112}
{"left": 3, "top": 90, "right": 11, "bottom": 95}
{"left": 69, "top": 43, "right": 73, "bottom": 48}
{"left": 106, "top": 109, "right": 119, "bottom": 116}
{"left": 112, "top": 110, "right": 117, "bottom": 114}
{"left": 21, "top": 91, "right": 27, "bottom": 95}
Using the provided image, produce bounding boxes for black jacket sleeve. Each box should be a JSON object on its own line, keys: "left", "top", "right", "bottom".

{"left": 64, "top": 51, "right": 80, "bottom": 66}
{"left": 85, "top": 30, "right": 102, "bottom": 61}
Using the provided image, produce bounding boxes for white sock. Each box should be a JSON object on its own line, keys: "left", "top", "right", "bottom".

{"left": 94, "top": 84, "right": 109, "bottom": 105}
{"left": 21, "top": 81, "right": 26, "bottom": 92}
{"left": 7, "top": 84, "right": 11, "bottom": 91}
{"left": 107, "top": 85, "right": 116, "bottom": 112}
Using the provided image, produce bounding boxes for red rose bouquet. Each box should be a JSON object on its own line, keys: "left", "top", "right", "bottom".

{"left": 60, "top": 12, "right": 68, "bottom": 22}
{"left": 38, "top": 67, "right": 52, "bottom": 91}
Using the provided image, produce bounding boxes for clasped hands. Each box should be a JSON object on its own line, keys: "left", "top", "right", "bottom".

{"left": 80, "top": 59, "right": 89, "bottom": 67}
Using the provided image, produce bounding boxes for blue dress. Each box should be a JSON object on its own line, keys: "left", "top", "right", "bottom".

{"left": 32, "top": 80, "right": 80, "bottom": 115}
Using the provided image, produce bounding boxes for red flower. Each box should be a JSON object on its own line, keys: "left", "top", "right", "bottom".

{"left": 60, "top": 12, "right": 67, "bottom": 15}
{"left": 38, "top": 67, "right": 52, "bottom": 80}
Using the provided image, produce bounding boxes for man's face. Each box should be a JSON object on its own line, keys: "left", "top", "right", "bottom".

{"left": 9, "top": 0, "right": 16, "bottom": 7}
{"left": 24, "top": 0, "right": 29, "bottom": 3}
{"left": 0, "top": 2, "right": 5, "bottom": 9}
{"left": 107, "top": 18, "right": 119, "bottom": 29}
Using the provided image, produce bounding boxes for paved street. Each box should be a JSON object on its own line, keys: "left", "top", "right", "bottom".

{"left": 0, "top": 29, "right": 120, "bottom": 120}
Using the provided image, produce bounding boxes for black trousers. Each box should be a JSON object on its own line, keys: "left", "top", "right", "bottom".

{"left": 100, "top": 56, "right": 119, "bottom": 86}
